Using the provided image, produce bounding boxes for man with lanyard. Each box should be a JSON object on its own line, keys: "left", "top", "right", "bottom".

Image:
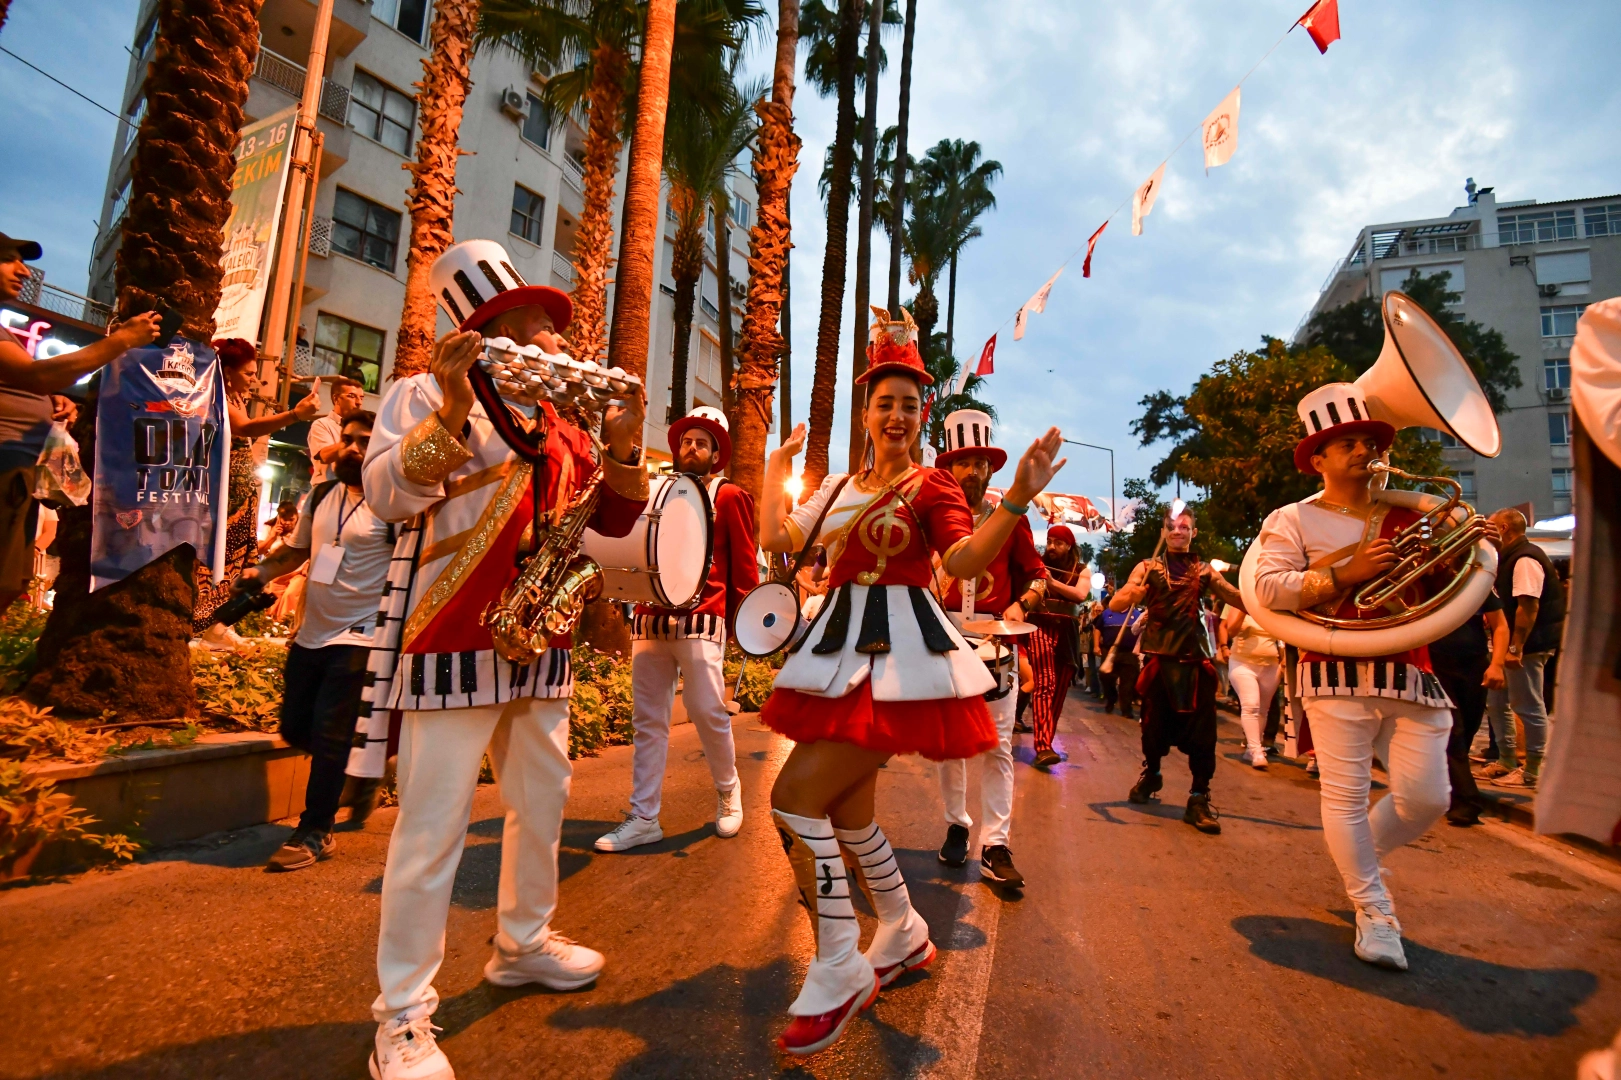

{"left": 1110, "top": 501, "right": 1244, "bottom": 835}
{"left": 1479, "top": 508, "right": 1564, "bottom": 788}
{"left": 232, "top": 410, "right": 390, "bottom": 870}
{"left": 597, "top": 406, "right": 759, "bottom": 852}
{"left": 931, "top": 409, "right": 1048, "bottom": 888}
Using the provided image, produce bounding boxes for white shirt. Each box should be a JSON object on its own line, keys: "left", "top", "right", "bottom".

{"left": 1511, "top": 555, "right": 1546, "bottom": 598}
{"left": 290, "top": 484, "right": 391, "bottom": 649}
{"left": 305, "top": 413, "right": 343, "bottom": 485}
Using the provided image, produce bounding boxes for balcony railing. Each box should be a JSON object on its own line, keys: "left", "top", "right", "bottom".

{"left": 254, "top": 46, "right": 351, "bottom": 125}
{"left": 561, "top": 155, "right": 585, "bottom": 194}
{"left": 700, "top": 295, "right": 719, "bottom": 320}
{"left": 31, "top": 283, "right": 113, "bottom": 329}
{"left": 552, "top": 251, "right": 575, "bottom": 283}
{"left": 308, "top": 215, "right": 332, "bottom": 258}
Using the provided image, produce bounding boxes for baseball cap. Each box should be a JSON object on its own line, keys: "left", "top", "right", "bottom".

{"left": 0, "top": 233, "right": 42, "bottom": 261}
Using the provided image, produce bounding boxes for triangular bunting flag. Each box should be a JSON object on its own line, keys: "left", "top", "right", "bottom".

{"left": 975, "top": 334, "right": 997, "bottom": 376}
{"left": 1013, "top": 269, "right": 1063, "bottom": 341}
{"left": 1132, "top": 162, "right": 1166, "bottom": 236}
{"left": 1298, "top": 0, "right": 1341, "bottom": 54}
{"left": 1202, "top": 87, "right": 1240, "bottom": 172}
{"left": 1083, "top": 222, "right": 1107, "bottom": 278}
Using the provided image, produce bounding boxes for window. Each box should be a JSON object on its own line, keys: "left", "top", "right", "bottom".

{"left": 121, "top": 95, "right": 147, "bottom": 154}
{"left": 133, "top": 13, "right": 158, "bottom": 62}
{"left": 732, "top": 197, "right": 752, "bottom": 231}
{"left": 1584, "top": 204, "right": 1621, "bottom": 237}
{"left": 510, "top": 185, "right": 545, "bottom": 245}
{"left": 696, "top": 333, "right": 721, "bottom": 389}
{"left": 1498, "top": 208, "right": 1577, "bottom": 245}
{"left": 1541, "top": 304, "right": 1587, "bottom": 337}
{"left": 1536, "top": 251, "right": 1591, "bottom": 289}
{"left": 371, "top": 0, "right": 429, "bottom": 42}
{"left": 331, "top": 189, "right": 400, "bottom": 272}
{"left": 109, "top": 180, "right": 131, "bottom": 227}
{"left": 1456, "top": 471, "right": 1476, "bottom": 505}
{"left": 350, "top": 71, "right": 415, "bottom": 155}
{"left": 705, "top": 208, "right": 716, "bottom": 245}
{"left": 1549, "top": 412, "right": 1570, "bottom": 446}
{"left": 521, "top": 93, "right": 550, "bottom": 149}
{"left": 1544, "top": 357, "right": 1571, "bottom": 391}
{"left": 313, "top": 313, "right": 384, "bottom": 392}
{"left": 1552, "top": 467, "right": 1573, "bottom": 500}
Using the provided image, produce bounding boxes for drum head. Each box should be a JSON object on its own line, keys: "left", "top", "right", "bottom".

{"left": 736, "top": 582, "right": 800, "bottom": 657}
{"left": 651, "top": 474, "right": 712, "bottom": 607}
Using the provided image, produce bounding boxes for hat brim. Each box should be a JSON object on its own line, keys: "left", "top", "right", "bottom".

{"left": 1294, "top": 420, "right": 1396, "bottom": 474}
{"left": 667, "top": 414, "right": 731, "bottom": 470}
{"left": 0, "top": 238, "right": 41, "bottom": 261}
{"left": 856, "top": 360, "right": 934, "bottom": 386}
{"left": 934, "top": 446, "right": 1007, "bottom": 472}
{"left": 459, "top": 285, "right": 573, "bottom": 336}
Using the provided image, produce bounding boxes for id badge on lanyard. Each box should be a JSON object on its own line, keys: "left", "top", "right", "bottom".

{"left": 311, "top": 491, "right": 359, "bottom": 584}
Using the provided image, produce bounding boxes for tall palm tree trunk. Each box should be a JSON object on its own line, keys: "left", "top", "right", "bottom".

{"left": 885, "top": 0, "right": 915, "bottom": 314}
{"left": 392, "top": 0, "right": 481, "bottom": 380}
{"left": 667, "top": 190, "right": 704, "bottom": 420}
{"left": 731, "top": 0, "right": 799, "bottom": 500}
{"left": 606, "top": 0, "right": 677, "bottom": 381}
{"left": 27, "top": 0, "right": 261, "bottom": 720}
{"left": 844, "top": 0, "right": 882, "bottom": 472}
{"left": 570, "top": 44, "right": 630, "bottom": 367}
{"left": 778, "top": 196, "right": 791, "bottom": 444}
{"left": 715, "top": 198, "right": 737, "bottom": 427}
{"left": 804, "top": 0, "right": 861, "bottom": 494}
{"left": 946, "top": 252, "right": 957, "bottom": 359}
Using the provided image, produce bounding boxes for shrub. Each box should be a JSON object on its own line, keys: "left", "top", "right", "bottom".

{"left": 192, "top": 641, "right": 288, "bottom": 730}
{"left": 0, "top": 596, "right": 47, "bottom": 695}
{"left": 568, "top": 645, "right": 634, "bottom": 757}
{"left": 0, "top": 761, "right": 138, "bottom": 877}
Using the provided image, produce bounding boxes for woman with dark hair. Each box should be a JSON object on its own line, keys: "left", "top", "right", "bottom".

{"left": 192, "top": 339, "right": 322, "bottom": 643}
{"left": 755, "top": 308, "right": 1066, "bottom": 1056}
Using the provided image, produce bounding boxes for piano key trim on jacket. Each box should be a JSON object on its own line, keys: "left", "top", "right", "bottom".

{"left": 631, "top": 610, "right": 725, "bottom": 643}
{"left": 1293, "top": 659, "right": 1452, "bottom": 710}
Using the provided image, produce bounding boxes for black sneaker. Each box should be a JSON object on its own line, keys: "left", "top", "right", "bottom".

{"left": 267, "top": 827, "right": 334, "bottom": 871}
{"left": 1128, "top": 767, "right": 1163, "bottom": 804}
{"left": 980, "top": 845, "right": 1025, "bottom": 888}
{"left": 938, "top": 823, "right": 970, "bottom": 867}
{"left": 1446, "top": 804, "right": 1482, "bottom": 827}
{"left": 1184, "top": 794, "right": 1221, "bottom": 835}
{"left": 1032, "top": 748, "right": 1062, "bottom": 770}
{"left": 348, "top": 778, "right": 383, "bottom": 826}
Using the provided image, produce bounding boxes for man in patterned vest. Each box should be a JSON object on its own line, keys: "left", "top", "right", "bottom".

{"left": 596, "top": 406, "right": 759, "bottom": 852}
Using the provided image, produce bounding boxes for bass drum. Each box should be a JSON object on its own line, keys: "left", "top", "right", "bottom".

{"left": 735, "top": 581, "right": 801, "bottom": 657}
{"left": 582, "top": 473, "right": 713, "bottom": 607}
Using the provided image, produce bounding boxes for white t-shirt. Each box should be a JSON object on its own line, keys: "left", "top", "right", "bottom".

{"left": 305, "top": 413, "right": 343, "bottom": 485}
{"left": 290, "top": 484, "right": 392, "bottom": 649}
{"left": 1511, "top": 555, "right": 1546, "bottom": 598}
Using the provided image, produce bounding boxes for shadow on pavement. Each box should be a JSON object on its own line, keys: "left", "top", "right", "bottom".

{"left": 1233, "top": 913, "right": 1598, "bottom": 1035}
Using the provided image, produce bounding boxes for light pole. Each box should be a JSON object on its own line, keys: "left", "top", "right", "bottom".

{"left": 1061, "top": 438, "right": 1116, "bottom": 527}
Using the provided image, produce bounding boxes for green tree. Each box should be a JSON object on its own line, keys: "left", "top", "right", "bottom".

{"left": 918, "top": 335, "right": 993, "bottom": 453}
{"left": 912, "top": 139, "right": 1001, "bottom": 358}
{"left": 1300, "top": 269, "right": 1522, "bottom": 413}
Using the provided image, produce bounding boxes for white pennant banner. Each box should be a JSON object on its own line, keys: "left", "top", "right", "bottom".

{"left": 1131, "top": 162, "right": 1166, "bottom": 236}
{"left": 1202, "top": 87, "right": 1240, "bottom": 172}
{"left": 1013, "top": 268, "right": 1063, "bottom": 341}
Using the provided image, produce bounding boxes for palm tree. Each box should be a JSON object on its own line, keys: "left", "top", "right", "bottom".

{"left": 885, "top": 0, "right": 916, "bottom": 314}
{"left": 393, "top": 0, "right": 482, "bottom": 379}
{"left": 27, "top": 0, "right": 262, "bottom": 721}
{"left": 844, "top": 0, "right": 890, "bottom": 471}
{"left": 903, "top": 190, "right": 951, "bottom": 350}
{"left": 730, "top": 0, "right": 801, "bottom": 500}
{"left": 914, "top": 139, "right": 1001, "bottom": 358}
{"left": 921, "top": 346, "right": 994, "bottom": 452}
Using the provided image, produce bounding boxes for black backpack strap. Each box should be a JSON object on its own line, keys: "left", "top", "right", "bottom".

{"left": 307, "top": 478, "right": 342, "bottom": 517}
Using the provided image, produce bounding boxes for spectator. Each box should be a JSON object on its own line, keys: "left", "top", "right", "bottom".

{"left": 1218, "top": 604, "right": 1283, "bottom": 768}
{"left": 1433, "top": 592, "right": 1508, "bottom": 826}
{"left": 1480, "top": 509, "right": 1565, "bottom": 787}
{"left": 0, "top": 232, "right": 160, "bottom": 609}
{"left": 234, "top": 410, "right": 388, "bottom": 870}
{"left": 1096, "top": 588, "right": 1141, "bottom": 720}
{"left": 192, "top": 341, "right": 322, "bottom": 647}
{"left": 1077, "top": 596, "right": 1100, "bottom": 697}
{"left": 258, "top": 498, "right": 301, "bottom": 555}
{"left": 306, "top": 378, "right": 365, "bottom": 484}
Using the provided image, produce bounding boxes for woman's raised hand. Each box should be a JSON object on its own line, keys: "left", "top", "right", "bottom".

{"left": 1007, "top": 427, "right": 1066, "bottom": 504}
{"left": 773, "top": 422, "right": 807, "bottom": 463}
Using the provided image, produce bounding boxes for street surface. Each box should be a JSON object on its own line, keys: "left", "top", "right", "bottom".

{"left": 3, "top": 688, "right": 1618, "bottom": 1079}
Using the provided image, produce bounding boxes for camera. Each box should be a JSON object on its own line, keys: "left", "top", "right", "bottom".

{"left": 211, "top": 579, "right": 276, "bottom": 627}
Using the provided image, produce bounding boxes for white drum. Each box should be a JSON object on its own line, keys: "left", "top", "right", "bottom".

{"left": 582, "top": 473, "right": 712, "bottom": 607}
{"left": 735, "top": 581, "right": 801, "bottom": 657}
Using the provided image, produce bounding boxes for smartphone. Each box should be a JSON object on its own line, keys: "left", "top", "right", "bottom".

{"left": 155, "top": 304, "right": 182, "bottom": 346}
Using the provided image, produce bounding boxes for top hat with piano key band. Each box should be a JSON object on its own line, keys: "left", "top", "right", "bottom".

{"left": 431, "top": 239, "right": 572, "bottom": 335}
{"left": 935, "top": 408, "right": 1007, "bottom": 472}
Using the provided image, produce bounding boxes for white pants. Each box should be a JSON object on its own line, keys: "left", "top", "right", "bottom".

{"left": 630, "top": 636, "right": 738, "bottom": 820}
{"left": 1228, "top": 656, "right": 1281, "bottom": 754}
{"left": 1304, "top": 696, "right": 1451, "bottom": 909}
{"left": 373, "top": 697, "right": 571, "bottom": 1022}
{"left": 938, "top": 657, "right": 1018, "bottom": 849}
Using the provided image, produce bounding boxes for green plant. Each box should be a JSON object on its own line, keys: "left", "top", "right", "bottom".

{"left": 235, "top": 608, "right": 293, "bottom": 640}
{"left": 0, "top": 698, "right": 114, "bottom": 764}
{"left": 0, "top": 760, "right": 137, "bottom": 877}
{"left": 192, "top": 641, "right": 288, "bottom": 730}
{"left": 0, "top": 595, "right": 48, "bottom": 695}
{"left": 723, "top": 642, "right": 783, "bottom": 711}
{"left": 568, "top": 645, "right": 635, "bottom": 757}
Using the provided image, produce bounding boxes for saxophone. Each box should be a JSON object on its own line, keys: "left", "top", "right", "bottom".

{"left": 480, "top": 466, "right": 606, "bottom": 663}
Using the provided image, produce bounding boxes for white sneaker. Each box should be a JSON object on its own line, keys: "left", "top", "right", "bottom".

{"left": 1354, "top": 904, "right": 1408, "bottom": 971}
{"left": 197, "top": 622, "right": 243, "bottom": 652}
{"left": 483, "top": 929, "right": 605, "bottom": 990}
{"left": 715, "top": 782, "right": 743, "bottom": 838}
{"left": 370, "top": 1014, "right": 453, "bottom": 1080}
{"left": 594, "top": 814, "right": 662, "bottom": 852}
{"left": 1246, "top": 747, "right": 1269, "bottom": 769}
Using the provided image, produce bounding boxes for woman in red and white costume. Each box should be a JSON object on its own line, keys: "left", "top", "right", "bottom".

{"left": 756, "top": 308, "right": 1066, "bottom": 1056}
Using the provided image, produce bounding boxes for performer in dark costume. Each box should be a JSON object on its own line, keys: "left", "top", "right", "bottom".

{"left": 1026, "top": 525, "right": 1091, "bottom": 769}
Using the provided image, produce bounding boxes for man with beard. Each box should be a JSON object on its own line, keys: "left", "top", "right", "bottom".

{"left": 931, "top": 410, "right": 1049, "bottom": 887}
{"left": 233, "top": 410, "right": 390, "bottom": 870}
{"left": 1028, "top": 525, "right": 1093, "bottom": 769}
{"left": 1110, "top": 503, "right": 1245, "bottom": 834}
{"left": 597, "top": 406, "right": 759, "bottom": 851}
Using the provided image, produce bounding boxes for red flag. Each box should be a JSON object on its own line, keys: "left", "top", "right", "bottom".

{"left": 1082, "top": 221, "right": 1107, "bottom": 278}
{"left": 1298, "top": 0, "right": 1340, "bottom": 54}
{"left": 975, "top": 334, "right": 997, "bottom": 376}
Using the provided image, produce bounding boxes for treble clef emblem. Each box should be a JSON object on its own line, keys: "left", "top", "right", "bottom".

{"left": 856, "top": 496, "right": 911, "bottom": 585}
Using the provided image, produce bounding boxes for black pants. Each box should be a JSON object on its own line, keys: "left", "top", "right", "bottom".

{"left": 1434, "top": 657, "right": 1488, "bottom": 815}
{"left": 1101, "top": 652, "right": 1141, "bottom": 719}
{"left": 1140, "top": 659, "right": 1218, "bottom": 794}
{"left": 280, "top": 642, "right": 371, "bottom": 833}
{"left": 1262, "top": 686, "right": 1282, "bottom": 747}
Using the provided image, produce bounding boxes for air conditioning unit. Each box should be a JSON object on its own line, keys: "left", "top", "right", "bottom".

{"left": 1547, "top": 387, "right": 1568, "bottom": 401}
{"left": 1538, "top": 282, "right": 1561, "bottom": 298}
{"left": 499, "top": 87, "right": 527, "bottom": 120}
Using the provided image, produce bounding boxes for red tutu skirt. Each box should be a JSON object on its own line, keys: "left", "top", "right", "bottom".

{"left": 760, "top": 682, "right": 997, "bottom": 761}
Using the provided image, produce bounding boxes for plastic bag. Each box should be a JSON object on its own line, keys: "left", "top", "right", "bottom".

{"left": 34, "top": 421, "right": 91, "bottom": 506}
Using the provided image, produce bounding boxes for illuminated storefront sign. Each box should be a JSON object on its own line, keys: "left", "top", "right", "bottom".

{"left": 0, "top": 306, "right": 102, "bottom": 359}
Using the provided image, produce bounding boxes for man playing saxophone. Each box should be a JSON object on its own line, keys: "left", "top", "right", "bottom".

{"left": 359, "top": 240, "right": 648, "bottom": 1080}
{"left": 1251, "top": 381, "right": 1457, "bottom": 974}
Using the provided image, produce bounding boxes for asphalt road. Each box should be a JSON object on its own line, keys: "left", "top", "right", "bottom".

{"left": 4, "top": 687, "right": 1619, "bottom": 1080}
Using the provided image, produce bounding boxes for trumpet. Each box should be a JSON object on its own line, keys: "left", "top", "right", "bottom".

{"left": 478, "top": 337, "right": 641, "bottom": 413}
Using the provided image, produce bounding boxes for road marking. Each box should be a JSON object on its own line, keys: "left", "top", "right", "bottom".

{"left": 908, "top": 884, "right": 1002, "bottom": 1079}
{"left": 1478, "top": 819, "right": 1621, "bottom": 893}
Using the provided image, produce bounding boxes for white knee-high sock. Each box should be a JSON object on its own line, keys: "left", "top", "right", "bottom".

{"left": 773, "top": 810, "right": 874, "bottom": 1015}
{"left": 835, "top": 822, "right": 929, "bottom": 969}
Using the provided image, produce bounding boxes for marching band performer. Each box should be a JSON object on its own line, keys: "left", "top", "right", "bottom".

{"left": 931, "top": 409, "right": 1048, "bottom": 889}
{"left": 360, "top": 240, "right": 648, "bottom": 1080}
{"left": 1250, "top": 382, "right": 1457, "bottom": 972}
{"left": 596, "top": 406, "right": 759, "bottom": 852}
{"left": 1110, "top": 503, "right": 1244, "bottom": 835}
{"left": 756, "top": 308, "right": 1066, "bottom": 1056}
{"left": 1027, "top": 525, "right": 1092, "bottom": 769}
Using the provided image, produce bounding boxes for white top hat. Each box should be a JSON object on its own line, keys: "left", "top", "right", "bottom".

{"left": 1293, "top": 382, "right": 1395, "bottom": 473}
{"left": 936, "top": 409, "right": 1006, "bottom": 471}
{"left": 667, "top": 405, "right": 732, "bottom": 470}
{"left": 429, "top": 239, "right": 572, "bottom": 333}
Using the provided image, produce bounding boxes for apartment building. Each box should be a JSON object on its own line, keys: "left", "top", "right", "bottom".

{"left": 88, "top": 0, "right": 758, "bottom": 502}
{"left": 1300, "top": 182, "right": 1621, "bottom": 521}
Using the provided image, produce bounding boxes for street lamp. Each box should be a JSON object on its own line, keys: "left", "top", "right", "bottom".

{"left": 1060, "top": 438, "right": 1116, "bottom": 527}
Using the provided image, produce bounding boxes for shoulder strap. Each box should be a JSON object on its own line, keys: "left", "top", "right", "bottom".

{"left": 784, "top": 474, "right": 851, "bottom": 583}
{"left": 308, "top": 479, "right": 342, "bottom": 516}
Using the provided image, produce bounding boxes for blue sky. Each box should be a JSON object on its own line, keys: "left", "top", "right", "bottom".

{"left": 4, "top": 0, "right": 1619, "bottom": 523}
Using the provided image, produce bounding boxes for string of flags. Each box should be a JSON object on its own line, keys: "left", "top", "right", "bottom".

{"left": 951, "top": 0, "right": 1342, "bottom": 400}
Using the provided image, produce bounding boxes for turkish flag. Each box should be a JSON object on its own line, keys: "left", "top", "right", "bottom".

{"left": 1082, "top": 222, "right": 1107, "bottom": 278}
{"left": 1298, "top": 0, "right": 1340, "bottom": 54}
{"left": 975, "top": 334, "right": 997, "bottom": 376}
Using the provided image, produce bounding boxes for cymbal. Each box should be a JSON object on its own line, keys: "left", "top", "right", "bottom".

{"left": 961, "top": 618, "right": 1038, "bottom": 637}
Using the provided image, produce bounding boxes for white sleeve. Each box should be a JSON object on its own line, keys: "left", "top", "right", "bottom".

{"left": 289, "top": 489, "right": 316, "bottom": 550}
{"left": 361, "top": 374, "right": 454, "bottom": 523}
{"left": 1511, "top": 556, "right": 1545, "bottom": 598}
{"left": 785, "top": 472, "right": 844, "bottom": 551}
{"left": 306, "top": 415, "right": 337, "bottom": 463}
{"left": 1251, "top": 506, "right": 1312, "bottom": 611}
{"left": 1571, "top": 297, "right": 1621, "bottom": 468}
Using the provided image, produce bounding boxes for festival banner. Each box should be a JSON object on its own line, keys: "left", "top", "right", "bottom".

{"left": 1131, "top": 162, "right": 1166, "bottom": 236}
{"left": 212, "top": 106, "right": 296, "bottom": 343}
{"left": 1298, "top": 0, "right": 1342, "bottom": 54}
{"left": 1202, "top": 87, "right": 1241, "bottom": 172}
{"left": 1082, "top": 221, "right": 1107, "bottom": 278}
{"left": 1014, "top": 269, "right": 1063, "bottom": 341}
{"left": 91, "top": 339, "right": 230, "bottom": 592}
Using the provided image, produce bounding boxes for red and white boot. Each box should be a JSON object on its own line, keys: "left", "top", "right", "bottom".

{"left": 836, "top": 822, "right": 937, "bottom": 986}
